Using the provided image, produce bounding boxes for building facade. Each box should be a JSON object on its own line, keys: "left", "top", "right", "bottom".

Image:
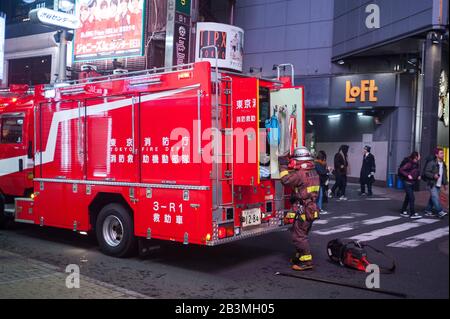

{"left": 235, "top": 0, "right": 449, "bottom": 183}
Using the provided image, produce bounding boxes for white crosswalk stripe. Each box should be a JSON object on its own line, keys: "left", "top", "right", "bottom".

{"left": 387, "top": 227, "right": 449, "bottom": 248}
{"left": 349, "top": 219, "right": 439, "bottom": 242}
{"left": 314, "top": 213, "right": 367, "bottom": 225}
{"left": 312, "top": 207, "right": 449, "bottom": 248}
{"left": 313, "top": 216, "right": 401, "bottom": 235}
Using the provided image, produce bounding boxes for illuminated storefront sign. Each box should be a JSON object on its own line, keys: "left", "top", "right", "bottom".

{"left": 195, "top": 22, "right": 244, "bottom": 72}
{"left": 331, "top": 73, "right": 396, "bottom": 108}
{"left": 345, "top": 80, "right": 378, "bottom": 103}
{"left": 73, "top": 0, "right": 145, "bottom": 61}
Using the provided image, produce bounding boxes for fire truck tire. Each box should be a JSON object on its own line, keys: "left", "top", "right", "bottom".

{"left": 96, "top": 204, "right": 137, "bottom": 257}
{"left": 0, "top": 194, "right": 6, "bottom": 229}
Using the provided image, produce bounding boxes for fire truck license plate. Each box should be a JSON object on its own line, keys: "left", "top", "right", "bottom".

{"left": 242, "top": 208, "right": 262, "bottom": 227}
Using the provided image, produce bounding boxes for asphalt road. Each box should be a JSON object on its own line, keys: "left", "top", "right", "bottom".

{"left": 0, "top": 185, "right": 448, "bottom": 299}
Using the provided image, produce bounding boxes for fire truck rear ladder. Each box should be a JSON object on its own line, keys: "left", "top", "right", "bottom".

{"left": 213, "top": 75, "right": 234, "bottom": 209}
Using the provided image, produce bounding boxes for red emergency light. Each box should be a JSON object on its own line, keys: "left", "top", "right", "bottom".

{"left": 9, "top": 84, "right": 29, "bottom": 94}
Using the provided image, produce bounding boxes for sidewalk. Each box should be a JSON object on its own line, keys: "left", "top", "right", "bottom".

{"left": 0, "top": 249, "right": 149, "bottom": 299}
{"left": 361, "top": 183, "right": 448, "bottom": 210}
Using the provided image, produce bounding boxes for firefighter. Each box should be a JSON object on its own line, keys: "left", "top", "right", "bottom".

{"left": 280, "top": 147, "right": 321, "bottom": 271}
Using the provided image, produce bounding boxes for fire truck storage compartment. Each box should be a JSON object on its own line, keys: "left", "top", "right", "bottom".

{"left": 268, "top": 87, "right": 305, "bottom": 179}
{"left": 231, "top": 77, "right": 260, "bottom": 187}
{"left": 14, "top": 198, "right": 34, "bottom": 224}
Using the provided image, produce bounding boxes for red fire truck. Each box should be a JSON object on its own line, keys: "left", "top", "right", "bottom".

{"left": 0, "top": 62, "right": 305, "bottom": 257}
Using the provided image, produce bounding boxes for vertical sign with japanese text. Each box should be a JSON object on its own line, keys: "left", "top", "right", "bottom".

{"left": 173, "top": 0, "right": 191, "bottom": 66}
{"left": 165, "top": 0, "right": 191, "bottom": 67}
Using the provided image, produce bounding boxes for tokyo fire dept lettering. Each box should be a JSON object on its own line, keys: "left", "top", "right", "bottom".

{"left": 235, "top": 98, "right": 257, "bottom": 123}
{"left": 109, "top": 135, "right": 191, "bottom": 166}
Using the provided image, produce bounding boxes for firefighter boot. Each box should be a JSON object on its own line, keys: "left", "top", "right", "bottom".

{"left": 291, "top": 254, "right": 314, "bottom": 271}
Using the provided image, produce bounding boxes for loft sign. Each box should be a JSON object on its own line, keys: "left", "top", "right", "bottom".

{"left": 345, "top": 80, "right": 378, "bottom": 103}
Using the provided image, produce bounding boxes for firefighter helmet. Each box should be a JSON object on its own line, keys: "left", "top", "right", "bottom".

{"left": 293, "top": 147, "right": 313, "bottom": 161}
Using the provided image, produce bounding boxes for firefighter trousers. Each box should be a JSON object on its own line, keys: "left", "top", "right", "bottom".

{"left": 292, "top": 219, "right": 313, "bottom": 258}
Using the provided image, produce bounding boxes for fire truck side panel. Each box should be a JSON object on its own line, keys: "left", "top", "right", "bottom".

{"left": 85, "top": 95, "right": 139, "bottom": 182}
{"left": 36, "top": 100, "right": 85, "bottom": 180}
{"left": 33, "top": 181, "right": 87, "bottom": 229}
{"left": 135, "top": 187, "right": 212, "bottom": 245}
{"left": 139, "top": 88, "right": 211, "bottom": 186}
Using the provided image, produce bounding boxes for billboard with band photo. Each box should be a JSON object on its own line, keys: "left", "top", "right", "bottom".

{"left": 74, "top": 0, "right": 145, "bottom": 61}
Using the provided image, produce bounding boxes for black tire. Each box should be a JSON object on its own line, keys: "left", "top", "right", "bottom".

{"left": 95, "top": 203, "right": 137, "bottom": 257}
{"left": 0, "top": 194, "right": 6, "bottom": 229}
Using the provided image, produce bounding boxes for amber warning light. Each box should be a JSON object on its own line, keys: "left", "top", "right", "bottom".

{"left": 178, "top": 72, "right": 193, "bottom": 80}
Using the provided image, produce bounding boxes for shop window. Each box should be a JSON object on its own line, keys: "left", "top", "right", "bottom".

{"left": 8, "top": 55, "right": 52, "bottom": 86}
{"left": 0, "top": 116, "right": 24, "bottom": 144}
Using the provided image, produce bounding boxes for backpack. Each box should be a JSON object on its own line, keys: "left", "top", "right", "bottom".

{"left": 265, "top": 115, "right": 280, "bottom": 146}
{"left": 327, "top": 239, "right": 396, "bottom": 273}
{"left": 397, "top": 157, "right": 409, "bottom": 180}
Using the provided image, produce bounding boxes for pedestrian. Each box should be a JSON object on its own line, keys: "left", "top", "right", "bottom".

{"left": 360, "top": 145, "right": 376, "bottom": 196}
{"left": 331, "top": 145, "right": 349, "bottom": 201}
{"left": 399, "top": 151, "right": 422, "bottom": 219}
{"left": 280, "top": 147, "right": 321, "bottom": 271}
{"left": 423, "top": 148, "right": 448, "bottom": 218}
{"left": 315, "top": 150, "right": 329, "bottom": 214}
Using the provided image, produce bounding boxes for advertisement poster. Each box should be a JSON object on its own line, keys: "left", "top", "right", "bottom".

{"left": 74, "top": 0, "right": 145, "bottom": 61}
{"left": 195, "top": 22, "right": 244, "bottom": 72}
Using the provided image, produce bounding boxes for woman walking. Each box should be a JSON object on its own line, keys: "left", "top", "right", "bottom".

{"left": 399, "top": 152, "right": 422, "bottom": 219}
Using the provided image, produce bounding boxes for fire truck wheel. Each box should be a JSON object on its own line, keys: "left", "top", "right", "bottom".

{"left": 0, "top": 194, "right": 6, "bottom": 229}
{"left": 96, "top": 204, "right": 137, "bottom": 257}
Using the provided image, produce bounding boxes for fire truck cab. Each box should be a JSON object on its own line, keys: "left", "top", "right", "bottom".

{"left": 0, "top": 62, "right": 305, "bottom": 257}
{"left": 0, "top": 85, "right": 35, "bottom": 226}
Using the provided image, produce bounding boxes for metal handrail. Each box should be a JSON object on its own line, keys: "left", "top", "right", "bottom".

{"left": 275, "top": 63, "right": 295, "bottom": 85}
{"left": 50, "top": 62, "right": 198, "bottom": 89}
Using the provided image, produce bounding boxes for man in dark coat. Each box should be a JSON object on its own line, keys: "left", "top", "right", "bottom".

{"left": 331, "top": 145, "right": 349, "bottom": 200}
{"left": 360, "top": 146, "right": 376, "bottom": 196}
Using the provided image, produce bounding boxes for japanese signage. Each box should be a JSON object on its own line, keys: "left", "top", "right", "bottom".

{"left": 29, "top": 7, "right": 80, "bottom": 29}
{"left": 165, "top": 0, "right": 191, "bottom": 67}
{"left": 173, "top": 9, "right": 191, "bottom": 66}
{"left": 0, "top": 14, "right": 4, "bottom": 81}
{"left": 195, "top": 22, "right": 244, "bottom": 72}
{"left": 74, "top": 0, "right": 145, "bottom": 61}
{"left": 331, "top": 73, "right": 396, "bottom": 108}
